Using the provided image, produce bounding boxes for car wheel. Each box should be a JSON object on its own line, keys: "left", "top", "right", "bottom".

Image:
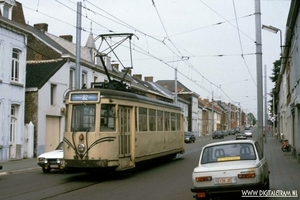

{"left": 42, "top": 166, "right": 51, "bottom": 173}
{"left": 263, "top": 177, "right": 270, "bottom": 190}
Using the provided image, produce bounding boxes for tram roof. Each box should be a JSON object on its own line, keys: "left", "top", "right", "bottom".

{"left": 67, "top": 88, "right": 182, "bottom": 111}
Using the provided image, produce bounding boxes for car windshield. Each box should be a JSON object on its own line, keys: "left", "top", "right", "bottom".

{"left": 185, "top": 132, "right": 192, "bottom": 136}
{"left": 201, "top": 143, "right": 256, "bottom": 164}
{"left": 56, "top": 142, "right": 63, "bottom": 150}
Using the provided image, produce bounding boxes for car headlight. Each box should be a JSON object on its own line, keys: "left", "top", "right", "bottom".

{"left": 78, "top": 143, "right": 85, "bottom": 153}
{"left": 38, "top": 157, "right": 47, "bottom": 163}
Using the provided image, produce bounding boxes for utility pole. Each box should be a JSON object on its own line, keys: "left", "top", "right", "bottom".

{"left": 255, "top": 0, "right": 264, "bottom": 149}
{"left": 228, "top": 102, "right": 231, "bottom": 130}
{"left": 212, "top": 91, "right": 214, "bottom": 133}
{"left": 75, "top": 1, "right": 82, "bottom": 90}
{"left": 174, "top": 67, "right": 178, "bottom": 104}
{"left": 264, "top": 64, "right": 267, "bottom": 143}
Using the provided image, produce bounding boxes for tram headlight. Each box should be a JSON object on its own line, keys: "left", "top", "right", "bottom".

{"left": 77, "top": 143, "right": 85, "bottom": 153}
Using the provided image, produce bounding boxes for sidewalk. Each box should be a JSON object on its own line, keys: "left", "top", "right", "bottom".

{"left": 0, "top": 158, "right": 39, "bottom": 175}
{"left": 264, "top": 135, "right": 300, "bottom": 194}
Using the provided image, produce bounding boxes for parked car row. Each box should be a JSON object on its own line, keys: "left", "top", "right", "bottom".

{"left": 212, "top": 127, "right": 241, "bottom": 139}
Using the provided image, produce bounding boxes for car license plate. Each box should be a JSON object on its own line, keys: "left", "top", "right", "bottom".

{"left": 50, "top": 164, "right": 59, "bottom": 168}
{"left": 215, "top": 177, "right": 236, "bottom": 184}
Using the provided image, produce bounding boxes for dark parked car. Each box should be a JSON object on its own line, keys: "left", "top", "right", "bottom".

{"left": 184, "top": 132, "right": 196, "bottom": 143}
{"left": 228, "top": 129, "right": 235, "bottom": 135}
{"left": 212, "top": 131, "right": 224, "bottom": 139}
{"left": 234, "top": 127, "right": 241, "bottom": 133}
{"left": 222, "top": 130, "right": 228, "bottom": 136}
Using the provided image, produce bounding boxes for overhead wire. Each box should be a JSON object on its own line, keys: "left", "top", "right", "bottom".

{"left": 82, "top": 0, "right": 252, "bottom": 105}
{"left": 23, "top": 0, "right": 256, "bottom": 110}
{"left": 232, "top": 0, "right": 257, "bottom": 86}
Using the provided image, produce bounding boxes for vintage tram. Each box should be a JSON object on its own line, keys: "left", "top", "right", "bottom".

{"left": 61, "top": 86, "right": 184, "bottom": 173}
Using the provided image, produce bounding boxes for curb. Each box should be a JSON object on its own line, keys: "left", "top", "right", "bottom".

{"left": 0, "top": 167, "right": 40, "bottom": 176}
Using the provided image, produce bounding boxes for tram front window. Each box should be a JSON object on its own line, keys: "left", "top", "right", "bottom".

{"left": 100, "top": 104, "right": 115, "bottom": 132}
{"left": 71, "top": 104, "right": 96, "bottom": 132}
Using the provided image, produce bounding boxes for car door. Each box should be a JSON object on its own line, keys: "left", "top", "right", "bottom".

{"left": 255, "top": 142, "right": 269, "bottom": 181}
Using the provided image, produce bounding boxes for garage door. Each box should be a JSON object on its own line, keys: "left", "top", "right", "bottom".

{"left": 45, "top": 116, "right": 60, "bottom": 152}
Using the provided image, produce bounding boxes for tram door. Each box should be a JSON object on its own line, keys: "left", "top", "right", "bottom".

{"left": 118, "top": 106, "right": 131, "bottom": 157}
{"left": 118, "top": 106, "right": 133, "bottom": 169}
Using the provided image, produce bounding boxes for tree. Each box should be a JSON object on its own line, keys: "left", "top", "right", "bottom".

{"left": 269, "top": 59, "right": 281, "bottom": 127}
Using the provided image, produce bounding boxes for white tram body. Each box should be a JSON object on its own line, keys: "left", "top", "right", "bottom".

{"left": 62, "top": 88, "right": 184, "bottom": 172}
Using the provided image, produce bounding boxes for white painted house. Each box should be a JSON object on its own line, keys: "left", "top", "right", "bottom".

{"left": 0, "top": 0, "right": 29, "bottom": 161}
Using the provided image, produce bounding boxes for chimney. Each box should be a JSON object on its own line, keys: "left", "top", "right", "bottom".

{"left": 133, "top": 74, "right": 142, "bottom": 80}
{"left": 34, "top": 23, "right": 48, "bottom": 32}
{"left": 122, "top": 69, "right": 132, "bottom": 75}
{"left": 112, "top": 63, "right": 119, "bottom": 71}
{"left": 144, "top": 76, "right": 153, "bottom": 82}
{"left": 59, "top": 35, "right": 73, "bottom": 42}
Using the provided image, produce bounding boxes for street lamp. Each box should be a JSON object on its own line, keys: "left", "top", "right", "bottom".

{"left": 262, "top": 25, "right": 283, "bottom": 141}
{"left": 262, "top": 25, "right": 283, "bottom": 56}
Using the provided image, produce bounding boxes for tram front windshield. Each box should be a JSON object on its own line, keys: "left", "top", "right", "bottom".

{"left": 71, "top": 104, "right": 96, "bottom": 132}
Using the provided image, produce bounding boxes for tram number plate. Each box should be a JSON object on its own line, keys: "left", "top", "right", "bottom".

{"left": 218, "top": 177, "right": 232, "bottom": 184}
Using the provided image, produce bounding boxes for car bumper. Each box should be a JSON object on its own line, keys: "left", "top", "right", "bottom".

{"left": 236, "top": 136, "right": 247, "bottom": 140}
{"left": 213, "top": 136, "right": 223, "bottom": 139}
{"left": 191, "top": 182, "right": 266, "bottom": 194}
{"left": 37, "top": 163, "right": 61, "bottom": 169}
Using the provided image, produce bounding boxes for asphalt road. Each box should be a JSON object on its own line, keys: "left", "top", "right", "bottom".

{"left": 0, "top": 131, "right": 281, "bottom": 200}
{"left": 0, "top": 136, "right": 214, "bottom": 200}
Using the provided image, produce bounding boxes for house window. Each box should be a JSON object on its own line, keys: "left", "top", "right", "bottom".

{"left": 3, "top": 4, "right": 10, "bottom": 18}
{"left": 69, "top": 69, "right": 75, "bottom": 90}
{"left": 11, "top": 49, "right": 20, "bottom": 82}
{"left": 82, "top": 71, "right": 87, "bottom": 88}
{"left": 10, "top": 105, "right": 18, "bottom": 142}
{"left": 50, "top": 84, "right": 57, "bottom": 105}
{"left": 94, "top": 76, "right": 98, "bottom": 82}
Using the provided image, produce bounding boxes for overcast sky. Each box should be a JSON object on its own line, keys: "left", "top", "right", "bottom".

{"left": 17, "top": 0, "right": 291, "bottom": 118}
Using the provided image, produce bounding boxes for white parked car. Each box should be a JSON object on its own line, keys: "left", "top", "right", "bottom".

{"left": 244, "top": 129, "right": 253, "bottom": 137}
{"left": 191, "top": 140, "right": 269, "bottom": 199}
{"left": 37, "top": 142, "right": 63, "bottom": 173}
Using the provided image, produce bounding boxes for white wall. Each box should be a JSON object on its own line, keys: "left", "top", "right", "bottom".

{"left": 0, "top": 27, "right": 27, "bottom": 161}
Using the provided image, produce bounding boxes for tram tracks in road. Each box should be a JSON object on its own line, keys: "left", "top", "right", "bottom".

{"left": 0, "top": 173, "right": 104, "bottom": 200}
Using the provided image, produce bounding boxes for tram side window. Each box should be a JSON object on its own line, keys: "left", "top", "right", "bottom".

{"left": 171, "top": 112, "right": 176, "bottom": 131}
{"left": 139, "top": 107, "right": 147, "bottom": 131}
{"left": 176, "top": 113, "right": 181, "bottom": 131}
{"left": 64, "top": 105, "right": 68, "bottom": 132}
{"left": 149, "top": 109, "right": 156, "bottom": 131}
{"left": 157, "top": 110, "right": 163, "bottom": 131}
{"left": 164, "top": 111, "right": 170, "bottom": 131}
{"left": 100, "top": 104, "right": 115, "bottom": 132}
{"left": 71, "top": 104, "right": 95, "bottom": 131}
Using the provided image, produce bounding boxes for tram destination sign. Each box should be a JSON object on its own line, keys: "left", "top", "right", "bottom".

{"left": 70, "top": 93, "right": 99, "bottom": 102}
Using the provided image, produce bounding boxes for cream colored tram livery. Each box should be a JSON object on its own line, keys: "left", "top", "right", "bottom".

{"left": 62, "top": 88, "right": 184, "bottom": 173}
